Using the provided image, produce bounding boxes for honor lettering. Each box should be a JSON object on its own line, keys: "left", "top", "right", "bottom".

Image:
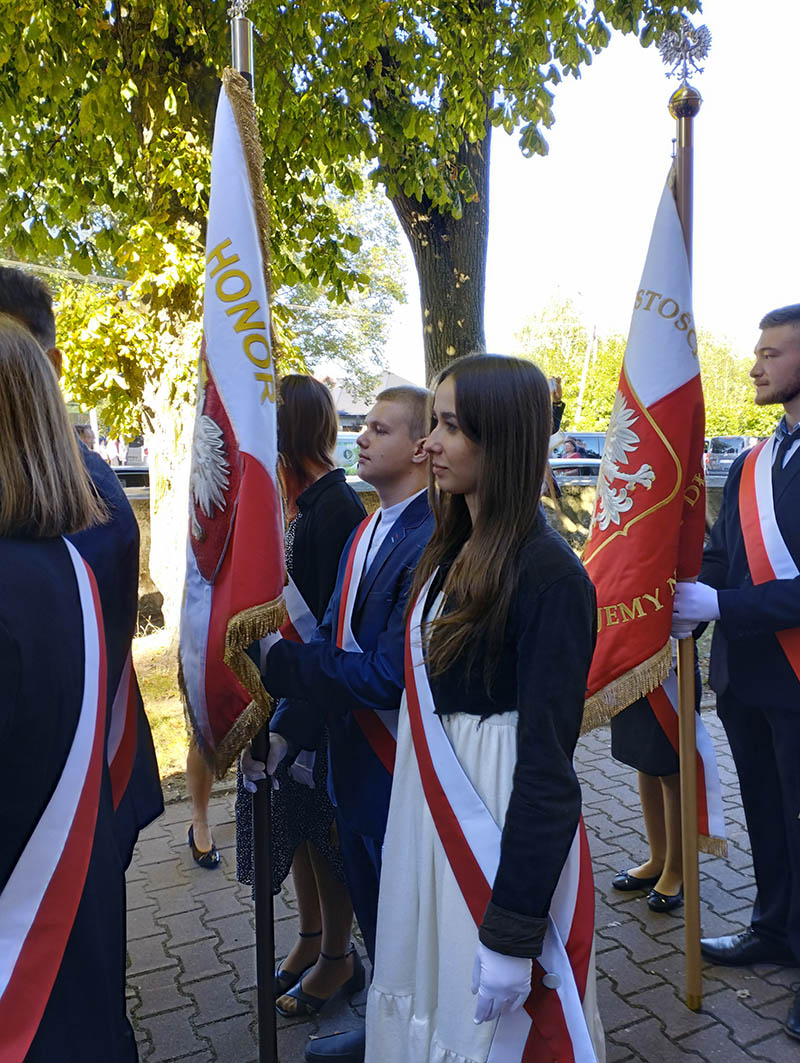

{"left": 633, "top": 288, "right": 697, "bottom": 358}
{"left": 207, "top": 239, "right": 275, "bottom": 404}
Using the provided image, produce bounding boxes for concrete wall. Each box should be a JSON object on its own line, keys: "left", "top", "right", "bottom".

{"left": 130, "top": 483, "right": 726, "bottom": 625}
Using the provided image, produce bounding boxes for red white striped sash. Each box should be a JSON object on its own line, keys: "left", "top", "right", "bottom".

{"left": 107, "top": 650, "right": 138, "bottom": 810}
{"left": 279, "top": 573, "right": 318, "bottom": 644}
{"left": 0, "top": 540, "right": 107, "bottom": 1063}
{"left": 739, "top": 439, "right": 800, "bottom": 682}
{"left": 405, "top": 574, "right": 596, "bottom": 1063}
{"left": 646, "top": 669, "right": 726, "bottom": 851}
{"left": 336, "top": 511, "right": 397, "bottom": 775}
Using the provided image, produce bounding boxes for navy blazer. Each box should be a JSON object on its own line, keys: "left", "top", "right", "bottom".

{"left": 701, "top": 443, "right": 800, "bottom": 707}
{"left": 69, "top": 447, "right": 163, "bottom": 866}
{"left": 266, "top": 490, "right": 434, "bottom": 838}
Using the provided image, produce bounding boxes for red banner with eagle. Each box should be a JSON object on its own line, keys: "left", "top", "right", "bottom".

{"left": 179, "top": 70, "right": 285, "bottom": 776}
{"left": 582, "top": 173, "right": 706, "bottom": 728}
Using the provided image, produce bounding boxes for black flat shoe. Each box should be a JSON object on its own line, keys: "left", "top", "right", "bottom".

{"left": 611, "top": 869, "right": 661, "bottom": 892}
{"left": 276, "top": 945, "right": 365, "bottom": 1018}
{"left": 647, "top": 886, "right": 683, "bottom": 912}
{"left": 700, "top": 927, "right": 796, "bottom": 967}
{"left": 188, "top": 825, "right": 220, "bottom": 869}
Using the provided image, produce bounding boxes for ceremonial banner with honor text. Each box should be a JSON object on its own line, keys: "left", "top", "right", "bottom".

{"left": 180, "top": 70, "right": 285, "bottom": 776}
{"left": 582, "top": 174, "right": 706, "bottom": 727}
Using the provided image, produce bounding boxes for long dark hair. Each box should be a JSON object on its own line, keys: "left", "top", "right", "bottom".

{"left": 410, "top": 353, "right": 552, "bottom": 683}
{"left": 277, "top": 374, "right": 337, "bottom": 502}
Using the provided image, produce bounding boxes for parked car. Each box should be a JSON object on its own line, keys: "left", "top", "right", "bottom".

{"left": 550, "top": 431, "right": 605, "bottom": 485}
{"left": 334, "top": 431, "right": 360, "bottom": 475}
{"left": 705, "top": 436, "right": 760, "bottom": 476}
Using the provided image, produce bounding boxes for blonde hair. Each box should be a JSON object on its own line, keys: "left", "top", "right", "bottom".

{"left": 0, "top": 314, "right": 106, "bottom": 537}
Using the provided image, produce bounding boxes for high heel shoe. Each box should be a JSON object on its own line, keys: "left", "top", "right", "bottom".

{"left": 273, "top": 929, "right": 321, "bottom": 995}
{"left": 275, "top": 944, "right": 365, "bottom": 1018}
{"left": 187, "top": 826, "right": 220, "bottom": 870}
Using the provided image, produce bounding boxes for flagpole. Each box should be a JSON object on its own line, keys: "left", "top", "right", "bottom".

{"left": 669, "top": 72, "right": 704, "bottom": 1013}
{"left": 229, "top": 5, "right": 278, "bottom": 1059}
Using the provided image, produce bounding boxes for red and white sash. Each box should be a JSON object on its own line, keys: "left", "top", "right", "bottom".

{"left": 0, "top": 540, "right": 107, "bottom": 1063}
{"left": 336, "top": 511, "right": 398, "bottom": 775}
{"left": 646, "top": 669, "right": 726, "bottom": 852}
{"left": 739, "top": 439, "right": 800, "bottom": 682}
{"left": 405, "top": 574, "right": 596, "bottom": 1063}
{"left": 107, "top": 650, "right": 138, "bottom": 810}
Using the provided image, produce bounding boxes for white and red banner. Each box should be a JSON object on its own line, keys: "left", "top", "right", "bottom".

{"left": 739, "top": 438, "right": 800, "bottom": 681}
{"left": 0, "top": 541, "right": 107, "bottom": 1062}
{"left": 405, "top": 575, "right": 596, "bottom": 1062}
{"left": 107, "top": 649, "right": 137, "bottom": 810}
{"left": 646, "top": 669, "right": 726, "bottom": 852}
{"left": 583, "top": 174, "right": 706, "bottom": 722}
{"left": 180, "top": 70, "right": 285, "bottom": 775}
{"left": 336, "top": 511, "right": 398, "bottom": 775}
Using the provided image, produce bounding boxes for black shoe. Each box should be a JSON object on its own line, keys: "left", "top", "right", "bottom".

{"left": 786, "top": 989, "right": 800, "bottom": 1042}
{"left": 187, "top": 826, "right": 220, "bottom": 869}
{"left": 647, "top": 886, "right": 683, "bottom": 913}
{"left": 305, "top": 1025, "right": 365, "bottom": 1062}
{"left": 611, "top": 869, "right": 661, "bottom": 892}
{"left": 700, "top": 928, "right": 796, "bottom": 967}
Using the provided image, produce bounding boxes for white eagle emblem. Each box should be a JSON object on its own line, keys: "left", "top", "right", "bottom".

{"left": 595, "top": 391, "right": 656, "bottom": 531}
{"left": 190, "top": 412, "right": 231, "bottom": 540}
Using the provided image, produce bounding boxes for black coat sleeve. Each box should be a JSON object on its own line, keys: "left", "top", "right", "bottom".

{"left": 294, "top": 487, "right": 365, "bottom": 621}
{"left": 480, "top": 563, "right": 596, "bottom": 958}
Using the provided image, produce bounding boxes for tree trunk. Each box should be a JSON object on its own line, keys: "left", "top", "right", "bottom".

{"left": 390, "top": 122, "right": 491, "bottom": 384}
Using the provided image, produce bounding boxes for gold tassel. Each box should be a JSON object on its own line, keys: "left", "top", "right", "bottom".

{"left": 699, "top": 834, "right": 728, "bottom": 858}
{"left": 581, "top": 642, "right": 672, "bottom": 734}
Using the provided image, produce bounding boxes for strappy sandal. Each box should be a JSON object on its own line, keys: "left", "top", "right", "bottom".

{"left": 275, "top": 944, "right": 365, "bottom": 1018}
{"left": 273, "top": 929, "right": 322, "bottom": 996}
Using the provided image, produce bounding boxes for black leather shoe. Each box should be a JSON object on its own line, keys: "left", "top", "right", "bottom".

{"left": 700, "top": 928, "right": 796, "bottom": 967}
{"left": 647, "top": 887, "right": 683, "bottom": 913}
{"left": 305, "top": 1025, "right": 365, "bottom": 1062}
{"left": 188, "top": 826, "right": 220, "bottom": 869}
{"left": 611, "top": 869, "right": 661, "bottom": 892}
{"left": 786, "top": 989, "right": 800, "bottom": 1042}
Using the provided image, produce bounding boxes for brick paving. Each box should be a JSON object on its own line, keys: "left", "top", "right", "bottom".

{"left": 127, "top": 711, "right": 800, "bottom": 1062}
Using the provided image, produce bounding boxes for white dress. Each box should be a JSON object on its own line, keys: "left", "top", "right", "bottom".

{"left": 366, "top": 700, "right": 605, "bottom": 1063}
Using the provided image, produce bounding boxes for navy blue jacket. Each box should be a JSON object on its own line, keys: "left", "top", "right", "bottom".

{"left": 0, "top": 538, "right": 136, "bottom": 1061}
{"left": 266, "top": 490, "right": 434, "bottom": 839}
{"left": 701, "top": 446, "right": 800, "bottom": 708}
{"left": 69, "top": 448, "right": 163, "bottom": 866}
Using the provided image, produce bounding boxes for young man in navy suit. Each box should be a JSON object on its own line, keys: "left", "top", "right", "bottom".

{"left": 673, "top": 304, "right": 800, "bottom": 1042}
{"left": 246, "top": 385, "right": 433, "bottom": 1063}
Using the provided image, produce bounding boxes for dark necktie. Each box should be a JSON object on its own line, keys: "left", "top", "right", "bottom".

{"left": 772, "top": 430, "right": 800, "bottom": 492}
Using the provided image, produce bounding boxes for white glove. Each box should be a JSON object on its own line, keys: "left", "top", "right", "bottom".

{"left": 471, "top": 942, "right": 531, "bottom": 1024}
{"left": 241, "top": 734, "right": 288, "bottom": 793}
{"left": 671, "top": 619, "right": 696, "bottom": 640}
{"left": 672, "top": 581, "right": 720, "bottom": 628}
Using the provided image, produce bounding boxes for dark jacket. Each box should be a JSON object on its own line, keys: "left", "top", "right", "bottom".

{"left": 701, "top": 446, "right": 800, "bottom": 707}
{"left": 0, "top": 538, "right": 135, "bottom": 1062}
{"left": 267, "top": 490, "right": 434, "bottom": 839}
{"left": 69, "top": 446, "right": 163, "bottom": 867}
{"left": 425, "top": 511, "right": 597, "bottom": 955}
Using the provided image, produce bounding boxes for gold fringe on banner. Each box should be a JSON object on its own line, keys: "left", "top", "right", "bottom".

{"left": 581, "top": 641, "right": 672, "bottom": 735}
{"left": 700, "top": 834, "right": 728, "bottom": 858}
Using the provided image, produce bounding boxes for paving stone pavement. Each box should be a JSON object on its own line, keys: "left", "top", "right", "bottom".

{"left": 127, "top": 711, "right": 800, "bottom": 1062}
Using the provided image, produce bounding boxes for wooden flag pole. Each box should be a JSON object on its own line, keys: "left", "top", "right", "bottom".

{"left": 669, "top": 78, "right": 704, "bottom": 1013}
{"left": 229, "top": 6, "right": 279, "bottom": 1060}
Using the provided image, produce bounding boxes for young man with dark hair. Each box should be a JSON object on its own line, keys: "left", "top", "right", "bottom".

{"left": 673, "top": 303, "right": 800, "bottom": 1043}
{"left": 245, "top": 385, "right": 433, "bottom": 1063}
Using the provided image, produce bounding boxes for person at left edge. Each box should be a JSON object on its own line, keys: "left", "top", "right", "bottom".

{"left": 0, "top": 266, "right": 164, "bottom": 867}
{"left": 0, "top": 314, "right": 136, "bottom": 1061}
{"left": 245, "top": 385, "right": 433, "bottom": 1063}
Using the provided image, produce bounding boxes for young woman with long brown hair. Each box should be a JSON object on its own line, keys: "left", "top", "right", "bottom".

{"left": 366, "top": 354, "right": 604, "bottom": 1062}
